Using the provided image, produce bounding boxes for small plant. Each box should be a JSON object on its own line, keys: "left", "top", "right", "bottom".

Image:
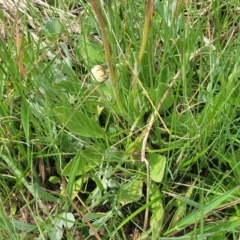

{"left": 1, "top": 0, "right": 240, "bottom": 239}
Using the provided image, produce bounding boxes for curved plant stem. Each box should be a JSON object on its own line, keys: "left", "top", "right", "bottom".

{"left": 137, "top": 0, "right": 154, "bottom": 233}
{"left": 140, "top": 37, "right": 221, "bottom": 234}
{"left": 141, "top": 69, "right": 181, "bottom": 233}
{"left": 64, "top": 188, "right": 102, "bottom": 240}
{"left": 89, "top": 0, "right": 119, "bottom": 105}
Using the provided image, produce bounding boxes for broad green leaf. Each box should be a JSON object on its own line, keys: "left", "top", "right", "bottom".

{"left": 10, "top": 204, "right": 17, "bottom": 215}
{"left": 12, "top": 220, "right": 36, "bottom": 232}
{"left": 118, "top": 178, "right": 143, "bottom": 205}
{"left": 62, "top": 148, "right": 102, "bottom": 176}
{"left": 49, "top": 212, "right": 75, "bottom": 240}
{"left": 150, "top": 182, "right": 164, "bottom": 239}
{"left": 49, "top": 176, "right": 60, "bottom": 184}
{"left": 149, "top": 153, "right": 166, "bottom": 183}
{"left": 79, "top": 35, "right": 105, "bottom": 66}
{"left": 40, "top": 19, "right": 63, "bottom": 40}
{"left": 56, "top": 212, "right": 75, "bottom": 229}
{"left": 154, "top": 82, "right": 174, "bottom": 112}
{"left": 32, "top": 183, "right": 58, "bottom": 202}
{"left": 53, "top": 106, "right": 104, "bottom": 138}
{"left": 164, "top": 111, "right": 194, "bottom": 136}
{"left": 53, "top": 80, "right": 84, "bottom": 93}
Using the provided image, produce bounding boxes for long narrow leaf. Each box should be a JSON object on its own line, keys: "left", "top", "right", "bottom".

{"left": 53, "top": 106, "right": 104, "bottom": 138}
{"left": 164, "top": 186, "right": 240, "bottom": 236}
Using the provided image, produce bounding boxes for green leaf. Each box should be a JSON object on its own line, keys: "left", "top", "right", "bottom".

{"left": 2, "top": 153, "right": 58, "bottom": 202}
{"left": 53, "top": 106, "right": 104, "bottom": 138}
{"left": 168, "top": 180, "right": 196, "bottom": 228}
{"left": 0, "top": 101, "right": 8, "bottom": 117}
{"left": 149, "top": 153, "right": 166, "bottom": 183}
{"left": 164, "top": 186, "right": 240, "bottom": 236}
{"left": 118, "top": 178, "right": 143, "bottom": 205}
{"left": 53, "top": 80, "right": 83, "bottom": 94}
{"left": 66, "top": 151, "right": 83, "bottom": 197}
{"left": 56, "top": 212, "right": 75, "bottom": 229}
{"left": 154, "top": 82, "right": 174, "bottom": 112}
{"left": 89, "top": 211, "right": 113, "bottom": 236}
{"left": 40, "top": 19, "right": 63, "bottom": 40}
{"left": 113, "top": 197, "right": 160, "bottom": 237}
{"left": 150, "top": 182, "right": 164, "bottom": 239}
{"left": 79, "top": 35, "right": 105, "bottom": 66}
{"left": 193, "top": 219, "right": 240, "bottom": 237}
{"left": 21, "top": 99, "right": 30, "bottom": 143}
{"left": 62, "top": 148, "right": 102, "bottom": 176}
{"left": 83, "top": 212, "right": 105, "bottom": 222}
{"left": 49, "top": 176, "right": 60, "bottom": 184}
{"left": 12, "top": 220, "right": 36, "bottom": 232}
{"left": 32, "top": 183, "right": 58, "bottom": 202}
{"left": 49, "top": 212, "right": 75, "bottom": 240}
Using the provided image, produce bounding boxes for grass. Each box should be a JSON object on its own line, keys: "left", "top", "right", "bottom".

{"left": 1, "top": 0, "right": 240, "bottom": 239}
